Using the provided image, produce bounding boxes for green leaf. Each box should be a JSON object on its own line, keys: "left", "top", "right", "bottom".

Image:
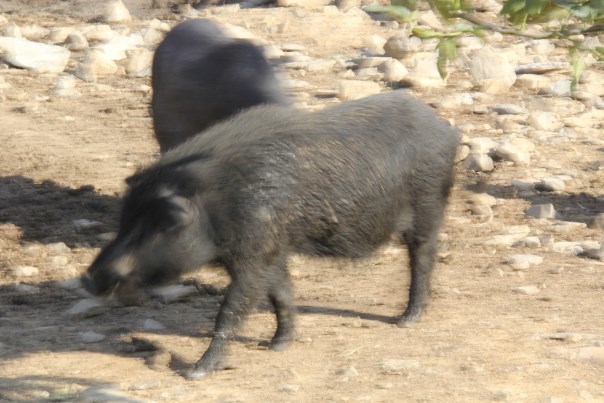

{"left": 437, "top": 37, "right": 457, "bottom": 78}
{"left": 362, "top": 4, "right": 419, "bottom": 22}
{"left": 570, "top": 49, "right": 587, "bottom": 92}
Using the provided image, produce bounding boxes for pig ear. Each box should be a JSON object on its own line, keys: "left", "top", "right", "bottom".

{"left": 167, "top": 195, "right": 196, "bottom": 229}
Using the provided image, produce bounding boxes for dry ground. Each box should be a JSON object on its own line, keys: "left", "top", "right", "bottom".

{"left": 0, "top": 1, "right": 603, "bottom": 402}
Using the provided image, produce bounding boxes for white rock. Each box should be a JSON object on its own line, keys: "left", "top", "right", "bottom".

{"left": 526, "top": 204, "right": 556, "bottom": 219}
{"left": 432, "top": 93, "right": 473, "bottom": 110}
{"left": 48, "top": 27, "right": 74, "bottom": 44}
{"left": 81, "top": 25, "right": 114, "bottom": 43}
{"left": 263, "top": 44, "right": 284, "bottom": 60}
{"left": 149, "top": 19, "right": 171, "bottom": 33}
{"left": 550, "top": 241, "right": 583, "bottom": 254}
{"left": 383, "top": 33, "right": 421, "bottom": 59}
{"left": 366, "top": 34, "right": 387, "bottom": 56}
{"left": 125, "top": 48, "right": 153, "bottom": 77}
{"left": 73, "top": 218, "right": 102, "bottom": 230}
{"left": 4, "top": 22, "right": 22, "bottom": 38}
{"left": 515, "top": 74, "right": 550, "bottom": 91}
{"left": 468, "top": 193, "right": 497, "bottom": 207}
{"left": 357, "top": 56, "right": 390, "bottom": 69}
{"left": 511, "top": 179, "right": 535, "bottom": 191}
{"left": 278, "top": 383, "right": 300, "bottom": 393}
{"left": 509, "top": 138, "right": 535, "bottom": 152}
{"left": 58, "top": 277, "right": 83, "bottom": 290}
{"left": 65, "top": 31, "right": 89, "bottom": 51}
{"left": 494, "top": 142, "right": 530, "bottom": 165}
{"left": 507, "top": 254, "right": 543, "bottom": 270}
{"left": 381, "top": 359, "right": 420, "bottom": 374}
{"left": 94, "top": 33, "right": 144, "bottom": 61}
{"left": 512, "top": 285, "right": 540, "bottom": 295}
{"left": 65, "top": 299, "right": 107, "bottom": 318}
{"left": 20, "top": 24, "right": 50, "bottom": 41}
{"left": 104, "top": 0, "right": 132, "bottom": 23}
{"left": 536, "top": 176, "right": 566, "bottom": 192}
{"left": 149, "top": 285, "right": 197, "bottom": 303}
{"left": 464, "top": 153, "right": 494, "bottom": 172}
{"left": 79, "top": 386, "right": 147, "bottom": 403}
{"left": 540, "top": 80, "right": 572, "bottom": 97}
{"left": 402, "top": 52, "right": 444, "bottom": 88}
{"left": 9, "top": 265, "right": 39, "bottom": 277}
{"left": 0, "top": 37, "right": 70, "bottom": 73}
{"left": 303, "top": 60, "right": 337, "bottom": 73}
{"left": 468, "top": 137, "right": 498, "bottom": 153}
{"left": 140, "top": 27, "right": 163, "bottom": 46}
{"left": 551, "top": 221, "right": 586, "bottom": 233}
{"left": 514, "top": 236, "right": 541, "bottom": 248}
{"left": 338, "top": 80, "right": 380, "bottom": 100}
{"left": 469, "top": 46, "right": 516, "bottom": 94}
{"left": 377, "top": 58, "right": 408, "bottom": 83}
{"left": 277, "top": 0, "right": 331, "bottom": 6}
{"left": 142, "top": 318, "right": 166, "bottom": 330}
{"left": 529, "top": 111, "right": 560, "bottom": 131}
{"left": 515, "top": 61, "right": 570, "bottom": 74}
{"left": 75, "top": 49, "right": 119, "bottom": 82}
{"left": 491, "top": 104, "right": 527, "bottom": 115}
{"left": 485, "top": 225, "right": 531, "bottom": 246}
{"left": 355, "top": 67, "right": 381, "bottom": 79}
{"left": 418, "top": 10, "right": 443, "bottom": 31}
{"left": 576, "top": 347, "right": 604, "bottom": 366}
{"left": 47, "top": 242, "right": 71, "bottom": 254}
{"left": 455, "top": 144, "right": 470, "bottom": 163}
{"left": 79, "top": 330, "right": 106, "bottom": 343}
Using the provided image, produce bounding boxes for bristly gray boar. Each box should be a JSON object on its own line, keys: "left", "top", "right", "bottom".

{"left": 151, "top": 18, "right": 287, "bottom": 153}
{"left": 82, "top": 91, "right": 460, "bottom": 379}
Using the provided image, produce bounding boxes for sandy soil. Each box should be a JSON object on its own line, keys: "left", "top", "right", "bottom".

{"left": 0, "top": 1, "right": 603, "bottom": 402}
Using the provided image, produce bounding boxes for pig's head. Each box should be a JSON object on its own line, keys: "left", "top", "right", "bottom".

{"left": 82, "top": 167, "right": 216, "bottom": 303}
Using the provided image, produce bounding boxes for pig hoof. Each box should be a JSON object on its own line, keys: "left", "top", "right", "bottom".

{"left": 186, "top": 368, "right": 209, "bottom": 380}
{"left": 396, "top": 310, "right": 422, "bottom": 328}
{"left": 269, "top": 339, "right": 291, "bottom": 352}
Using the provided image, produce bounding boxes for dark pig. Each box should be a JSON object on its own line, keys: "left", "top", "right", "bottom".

{"left": 151, "top": 18, "right": 287, "bottom": 152}
{"left": 82, "top": 91, "right": 459, "bottom": 379}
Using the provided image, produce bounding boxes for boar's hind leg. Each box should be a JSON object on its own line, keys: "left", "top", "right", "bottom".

{"left": 268, "top": 259, "right": 296, "bottom": 351}
{"left": 189, "top": 265, "right": 266, "bottom": 379}
{"left": 397, "top": 202, "right": 445, "bottom": 327}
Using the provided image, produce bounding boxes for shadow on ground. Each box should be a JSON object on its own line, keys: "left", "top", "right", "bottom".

{"left": 0, "top": 175, "right": 121, "bottom": 247}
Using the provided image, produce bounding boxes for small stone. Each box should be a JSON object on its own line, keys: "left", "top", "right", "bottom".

{"left": 512, "top": 285, "right": 540, "bottom": 295}
{"left": 507, "top": 254, "right": 543, "bottom": 270}
{"left": 79, "top": 386, "right": 146, "bottom": 402}
{"left": 529, "top": 111, "right": 560, "bottom": 131}
{"left": 65, "top": 31, "right": 89, "bottom": 51}
{"left": 469, "top": 193, "right": 497, "bottom": 207}
{"left": 336, "top": 366, "right": 359, "bottom": 377}
{"left": 125, "top": 48, "right": 153, "bottom": 77}
{"left": 588, "top": 213, "right": 604, "bottom": 229}
{"left": 469, "top": 46, "right": 517, "bottom": 94}
{"left": 535, "top": 176, "right": 565, "bottom": 192}
{"left": 47, "top": 242, "right": 71, "bottom": 254}
{"left": 20, "top": 24, "right": 50, "bottom": 41}
{"left": 4, "top": 22, "right": 22, "bottom": 38}
{"left": 355, "top": 67, "right": 381, "bottom": 79}
{"left": 142, "top": 319, "right": 166, "bottom": 331}
{"left": 338, "top": 80, "right": 380, "bottom": 100}
{"left": 464, "top": 153, "right": 494, "bottom": 172}
{"left": 357, "top": 57, "right": 390, "bottom": 69}
{"left": 511, "top": 179, "right": 535, "bottom": 191}
{"left": 468, "top": 137, "right": 498, "bottom": 153}
{"left": 81, "top": 25, "right": 114, "bottom": 43}
{"left": 149, "top": 285, "right": 198, "bottom": 303}
{"left": 383, "top": 33, "right": 421, "bottom": 59}
{"left": 514, "top": 236, "right": 541, "bottom": 248}
{"left": 509, "top": 138, "right": 535, "bottom": 152}
{"left": 455, "top": 144, "right": 470, "bottom": 163}
{"left": 0, "top": 37, "right": 70, "bottom": 73}
{"left": 9, "top": 265, "right": 39, "bottom": 277}
{"left": 540, "top": 80, "right": 572, "bottom": 97}
{"left": 94, "top": 33, "right": 144, "bottom": 61}
{"left": 58, "top": 277, "right": 82, "bottom": 290}
{"left": 526, "top": 204, "right": 556, "bottom": 219}
{"left": 365, "top": 34, "right": 386, "bottom": 56}
{"left": 550, "top": 241, "right": 583, "bottom": 254}
{"left": 376, "top": 382, "right": 394, "bottom": 389}
{"left": 73, "top": 218, "right": 102, "bottom": 231}
{"left": 381, "top": 359, "right": 420, "bottom": 374}
{"left": 104, "top": 0, "right": 132, "bottom": 23}
{"left": 491, "top": 104, "right": 527, "bottom": 115}
{"left": 515, "top": 74, "right": 550, "bottom": 91}
{"left": 576, "top": 347, "right": 604, "bottom": 366}
{"left": 377, "top": 58, "right": 408, "bottom": 83}
{"left": 401, "top": 52, "right": 444, "bottom": 88}
{"left": 469, "top": 203, "right": 492, "bottom": 217}
{"left": 494, "top": 143, "right": 530, "bottom": 165}
{"left": 75, "top": 49, "right": 119, "bottom": 82}
{"left": 79, "top": 330, "right": 106, "bottom": 343}
{"left": 515, "top": 61, "right": 570, "bottom": 74}
{"left": 485, "top": 225, "right": 531, "bottom": 246}
{"left": 278, "top": 383, "right": 300, "bottom": 393}
{"left": 130, "top": 380, "right": 161, "bottom": 391}
{"left": 65, "top": 298, "right": 107, "bottom": 318}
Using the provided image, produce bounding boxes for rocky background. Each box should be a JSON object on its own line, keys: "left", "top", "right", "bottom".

{"left": 0, "top": 0, "right": 603, "bottom": 401}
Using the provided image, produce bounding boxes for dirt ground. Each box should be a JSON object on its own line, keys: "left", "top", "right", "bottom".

{"left": 0, "top": 1, "right": 603, "bottom": 402}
